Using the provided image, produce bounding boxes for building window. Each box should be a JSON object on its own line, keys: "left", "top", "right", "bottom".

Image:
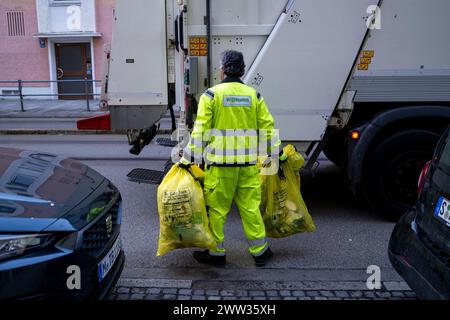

{"left": 6, "top": 11, "right": 25, "bottom": 37}
{"left": 50, "top": 0, "right": 82, "bottom": 6}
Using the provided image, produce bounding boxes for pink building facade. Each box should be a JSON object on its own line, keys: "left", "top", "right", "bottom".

{"left": 0, "top": 0, "right": 114, "bottom": 99}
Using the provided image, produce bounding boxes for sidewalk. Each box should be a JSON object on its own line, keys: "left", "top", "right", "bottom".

{"left": 110, "top": 284, "right": 417, "bottom": 300}
{"left": 0, "top": 99, "right": 105, "bottom": 118}
{"left": 0, "top": 99, "right": 176, "bottom": 133}
{"left": 108, "top": 267, "right": 417, "bottom": 301}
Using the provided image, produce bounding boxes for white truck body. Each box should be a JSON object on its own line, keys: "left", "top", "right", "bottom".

{"left": 107, "top": 0, "right": 168, "bottom": 130}
{"left": 107, "top": 0, "right": 450, "bottom": 143}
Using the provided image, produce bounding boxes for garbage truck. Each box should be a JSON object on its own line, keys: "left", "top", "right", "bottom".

{"left": 84, "top": 0, "right": 450, "bottom": 220}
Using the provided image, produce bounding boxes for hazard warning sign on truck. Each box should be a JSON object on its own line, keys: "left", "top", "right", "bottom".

{"left": 358, "top": 50, "right": 375, "bottom": 70}
{"left": 190, "top": 37, "right": 208, "bottom": 56}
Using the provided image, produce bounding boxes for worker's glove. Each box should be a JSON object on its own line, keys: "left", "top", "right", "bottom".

{"left": 277, "top": 151, "right": 288, "bottom": 180}
{"left": 178, "top": 163, "right": 193, "bottom": 170}
{"left": 178, "top": 156, "right": 193, "bottom": 170}
{"left": 278, "top": 164, "right": 286, "bottom": 180}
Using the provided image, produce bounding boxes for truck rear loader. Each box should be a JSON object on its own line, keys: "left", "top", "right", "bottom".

{"left": 92, "top": 0, "right": 450, "bottom": 221}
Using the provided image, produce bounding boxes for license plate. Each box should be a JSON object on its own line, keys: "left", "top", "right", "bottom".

{"left": 98, "top": 237, "right": 122, "bottom": 283}
{"left": 434, "top": 196, "right": 450, "bottom": 227}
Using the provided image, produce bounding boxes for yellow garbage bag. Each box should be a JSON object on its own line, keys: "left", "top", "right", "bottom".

{"left": 157, "top": 164, "right": 216, "bottom": 256}
{"left": 260, "top": 145, "right": 316, "bottom": 238}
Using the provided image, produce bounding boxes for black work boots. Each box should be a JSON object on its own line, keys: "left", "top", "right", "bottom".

{"left": 193, "top": 250, "right": 226, "bottom": 266}
{"left": 253, "top": 247, "right": 273, "bottom": 267}
{"left": 193, "top": 248, "right": 274, "bottom": 267}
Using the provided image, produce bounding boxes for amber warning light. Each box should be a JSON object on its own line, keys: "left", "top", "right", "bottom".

{"left": 351, "top": 130, "right": 360, "bottom": 140}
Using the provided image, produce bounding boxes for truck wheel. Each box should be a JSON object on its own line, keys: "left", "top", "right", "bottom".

{"left": 364, "top": 130, "right": 440, "bottom": 221}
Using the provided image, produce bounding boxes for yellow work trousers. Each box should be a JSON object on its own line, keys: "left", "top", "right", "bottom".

{"left": 203, "top": 165, "right": 268, "bottom": 257}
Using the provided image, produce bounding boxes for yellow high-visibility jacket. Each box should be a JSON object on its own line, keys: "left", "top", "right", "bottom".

{"left": 183, "top": 77, "right": 281, "bottom": 166}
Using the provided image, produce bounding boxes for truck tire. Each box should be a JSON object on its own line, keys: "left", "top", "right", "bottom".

{"left": 364, "top": 129, "right": 440, "bottom": 221}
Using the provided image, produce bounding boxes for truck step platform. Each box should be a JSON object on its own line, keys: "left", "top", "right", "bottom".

{"left": 126, "top": 168, "right": 166, "bottom": 185}
{"left": 155, "top": 137, "right": 178, "bottom": 147}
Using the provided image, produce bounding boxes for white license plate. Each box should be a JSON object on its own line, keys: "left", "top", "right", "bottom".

{"left": 434, "top": 196, "right": 450, "bottom": 227}
{"left": 98, "top": 237, "right": 122, "bottom": 283}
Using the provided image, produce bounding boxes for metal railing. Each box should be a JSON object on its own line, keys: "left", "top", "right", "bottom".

{"left": 0, "top": 79, "right": 102, "bottom": 112}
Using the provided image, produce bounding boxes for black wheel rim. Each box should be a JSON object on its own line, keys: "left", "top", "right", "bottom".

{"left": 382, "top": 151, "right": 430, "bottom": 209}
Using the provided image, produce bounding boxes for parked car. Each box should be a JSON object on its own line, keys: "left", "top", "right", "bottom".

{"left": 389, "top": 126, "right": 450, "bottom": 300}
{"left": 0, "top": 147, "right": 124, "bottom": 300}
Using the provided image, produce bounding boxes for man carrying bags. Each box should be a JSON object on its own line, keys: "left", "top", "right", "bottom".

{"left": 180, "top": 50, "right": 286, "bottom": 267}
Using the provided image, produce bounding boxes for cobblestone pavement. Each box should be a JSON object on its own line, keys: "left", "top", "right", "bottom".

{"left": 108, "top": 280, "right": 418, "bottom": 301}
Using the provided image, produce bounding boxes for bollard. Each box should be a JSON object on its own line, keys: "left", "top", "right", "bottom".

{"left": 18, "top": 80, "right": 24, "bottom": 112}
{"left": 84, "top": 77, "right": 90, "bottom": 111}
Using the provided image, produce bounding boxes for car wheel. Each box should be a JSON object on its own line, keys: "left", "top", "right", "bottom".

{"left": 364, "top": 129, "right": 440, "bottom": 221}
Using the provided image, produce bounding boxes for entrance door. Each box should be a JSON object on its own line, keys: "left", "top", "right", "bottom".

{"left": 55, "top": 43, "right": 93, "bottom": 100}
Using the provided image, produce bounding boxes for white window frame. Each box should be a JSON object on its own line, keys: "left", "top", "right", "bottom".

{"left": 50, "top": 0, "right": 81, "bottom": 7}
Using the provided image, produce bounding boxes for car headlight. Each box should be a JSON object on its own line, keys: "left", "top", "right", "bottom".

{"left": 0, "top": 234, "right": 55, "bottom": 262}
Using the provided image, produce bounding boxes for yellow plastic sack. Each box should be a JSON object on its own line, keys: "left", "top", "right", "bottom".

{"left": 260, "top": 145, "right": 316, "bottom": 238}
{"left": 157, "top": 164, "right": 216, "bottom": 256}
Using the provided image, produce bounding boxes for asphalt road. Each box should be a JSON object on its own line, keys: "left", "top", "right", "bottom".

{"left": 0, "top": 134, "right": 405, "bottom": 286}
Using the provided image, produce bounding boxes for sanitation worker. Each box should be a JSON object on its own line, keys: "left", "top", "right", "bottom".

{"left": 179, "top": 50, "right": 286, "bottom": 267}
